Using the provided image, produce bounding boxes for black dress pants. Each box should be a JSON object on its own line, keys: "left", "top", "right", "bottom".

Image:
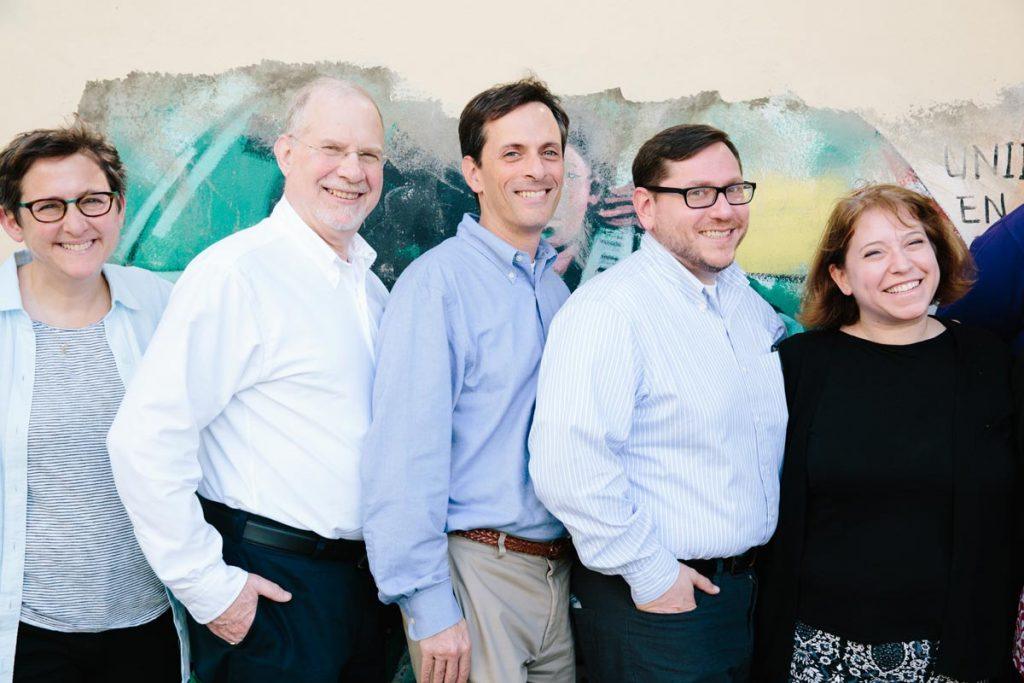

{"left": 571, "top": 561, "right": 755, "bottom": 683}
{"left": 187, "top": 522, "right": 385, "bottom": 683}
{"left": 13, "top": 608, "right": 180, "bottom": 683}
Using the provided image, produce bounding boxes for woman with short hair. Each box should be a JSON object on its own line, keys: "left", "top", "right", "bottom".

{"left": 0, "top": 122, "right": 185, "bottom": 682}
{"left": 754, "top": 184, "right": 1018, "bottom": 681}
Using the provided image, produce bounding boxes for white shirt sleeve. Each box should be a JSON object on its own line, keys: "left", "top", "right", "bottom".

{"left": 108, "top": 260, "right": 264, "bottom": 624}
{"left": 528, "top": 298, "right": 680, "bottom": 605}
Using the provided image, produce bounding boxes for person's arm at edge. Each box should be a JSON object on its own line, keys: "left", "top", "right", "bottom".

{"left": 362, "top": 271, "right": 463, "bottom": 641}
{"left": 938, "top": 217, "right": 1024, "bottom": 344}
{"left": 107, "top": 261, "right": 263, "bottom": 624}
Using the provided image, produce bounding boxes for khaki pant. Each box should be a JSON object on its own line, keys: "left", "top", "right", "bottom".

{"left": 406, "top": 533, "right": 575, "bottom": 682}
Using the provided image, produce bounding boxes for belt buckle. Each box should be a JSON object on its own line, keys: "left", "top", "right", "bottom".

{"left": 727, "top": 550, "right": 755, "bottom": 574}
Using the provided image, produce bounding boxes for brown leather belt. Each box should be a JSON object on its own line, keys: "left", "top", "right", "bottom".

{"left": 454, "top": 529, "right": 573, "bottom": 560}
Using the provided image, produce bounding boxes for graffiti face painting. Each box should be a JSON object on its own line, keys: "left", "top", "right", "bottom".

{"left": 74, "top": 63, "right": 1024, "bottom": 328}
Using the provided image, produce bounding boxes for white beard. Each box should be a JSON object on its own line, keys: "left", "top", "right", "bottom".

{"left": 314, "top": 204, "right": 364, "bottom": 233}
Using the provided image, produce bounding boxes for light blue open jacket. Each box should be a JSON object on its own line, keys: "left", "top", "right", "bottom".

{"left": 0, "top": 251, "right": 190, "bottom": 682}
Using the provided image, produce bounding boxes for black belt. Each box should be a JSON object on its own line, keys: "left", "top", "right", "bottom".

{"left": 683, "top": 548, "right": 758, "bottom": 578}
{"left": 199, "top": 497, "right": 366, "bottom": 563}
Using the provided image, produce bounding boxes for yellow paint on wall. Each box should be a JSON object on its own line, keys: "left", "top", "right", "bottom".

{"left": 736, "top": 174, "right": 848, "bottom": 275}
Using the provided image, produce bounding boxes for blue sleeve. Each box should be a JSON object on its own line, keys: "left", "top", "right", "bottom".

{"left": 361, "top": 268, "right": 464, "bottom": 641}
{"left": 939, "top": 208, "right": 1024, "bottom": 351}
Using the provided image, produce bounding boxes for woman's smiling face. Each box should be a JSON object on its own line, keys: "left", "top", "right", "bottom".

{"left": 829, "top": 207, "right": 940, "bottom": 328}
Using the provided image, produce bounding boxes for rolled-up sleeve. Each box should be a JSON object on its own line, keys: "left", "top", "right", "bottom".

{"left": 529, "top": 299, "right": 679, "bottom": 605}
{"left": 108, "top": 262, "right": 262, "bottom": 624}
{"left": 361, "top": 271, "right": 464, "bottom": 641}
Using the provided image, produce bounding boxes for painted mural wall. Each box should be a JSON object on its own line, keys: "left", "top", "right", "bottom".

{"left": 77, "top": 63, "right": 1024, "bottom": 328}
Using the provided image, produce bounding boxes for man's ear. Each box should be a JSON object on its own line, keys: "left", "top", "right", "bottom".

{"left": 633, "top": 186, "right": 656, "bottom": 233}
{"left": 461, "top": 155, "right": 483, "bottom": 195}
{"left": 0, "top": 208, "right": 25, "bottom": 243}
{"left": 273, "top": 135, "right": 294, "bottom": 177}
{"left": 829, "top": 263, "right": 852, "bottom": 296}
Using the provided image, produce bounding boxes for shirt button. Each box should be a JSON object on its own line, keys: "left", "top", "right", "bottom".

{"left": 513, "top": 254, "right": 522, "bottom": 263}
{"left": 507, "top": 271, "right": 516, "bottom": 281}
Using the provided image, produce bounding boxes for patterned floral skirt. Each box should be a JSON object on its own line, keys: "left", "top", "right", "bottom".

{"left": 789, "top": 622, "right": 975, "bottom": 682}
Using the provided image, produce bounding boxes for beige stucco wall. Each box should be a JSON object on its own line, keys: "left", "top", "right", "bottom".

{"left": 3, "top": 0, "right": 1023, "bottom": 259}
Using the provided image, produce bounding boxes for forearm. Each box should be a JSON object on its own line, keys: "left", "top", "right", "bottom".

{"left": 108, "top": 414, "right": 247, "bottom": 622}
{"left": 529, "top": 436, "right": 678, "bottom": 603}
{"left": 363, "top": 490, "right": 462, "bottom": 639}
{"left": 362, "top": 423, "right": 462, "bottom": 639}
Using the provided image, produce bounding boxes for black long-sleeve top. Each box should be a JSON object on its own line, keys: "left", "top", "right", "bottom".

{"left": 798, "top": 329, "right": 955, "bottom": 642}
{"left": 754, "top": 320, "right": 1018, "bottom": 681}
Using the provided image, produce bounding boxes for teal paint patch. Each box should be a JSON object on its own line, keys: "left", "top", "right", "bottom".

{"left": 748, "top": 274, "right": 805, "bottom": 336}
{"left": 77, "top": 62, "right": 925, "bottom": 302}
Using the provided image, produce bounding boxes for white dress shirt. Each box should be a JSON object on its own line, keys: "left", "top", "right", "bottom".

{"left": 108, "top": 198, "right": 387, "bottom": 624}
{"left": 528, "top": 233, "right": 788, "bottom": 606}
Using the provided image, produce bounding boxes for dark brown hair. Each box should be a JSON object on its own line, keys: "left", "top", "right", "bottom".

{"left": 632, "top": 124, "right": 741, "bottom": 188}
{"left": 458, "top": 78, "right": 569, "bottom": 164}
{"left": 800, "top": 183, "right": 974, "bottom": 329}
{"left": 0, "top": 120, "right": 125, "bottom": 221}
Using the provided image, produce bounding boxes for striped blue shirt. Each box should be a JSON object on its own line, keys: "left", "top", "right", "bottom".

{"left": 528, "top": 233, "right": 788, "bottom": 606}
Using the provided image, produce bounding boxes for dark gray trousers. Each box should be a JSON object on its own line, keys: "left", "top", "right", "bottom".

{"left": 571, "top": 561, "right": 755, "bottom": 683}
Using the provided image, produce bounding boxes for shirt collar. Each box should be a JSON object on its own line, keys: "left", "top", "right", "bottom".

{"left": 456, "top": 213, "right": 558, "bottom": 276}
{"left": 640, "top": 232, "right": 748, "bottom": 301}
{"left": 271, "top": 197, "right": 378, "bottom": 286}
{"left": 0, "top": 250, "right": 141, "bottom": 313}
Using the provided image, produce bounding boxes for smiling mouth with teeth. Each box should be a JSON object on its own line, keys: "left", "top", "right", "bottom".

{"left": 884, "top": 279, "right": 922, "bottom": 294}
{"left": 699, "top": 228, "right": 733, "bottom": 238}
{"left": 60, "top": 240, "right": 95, "bottom": 252}
{"left": 516, "top": 190, "right": 548, "bottom": 199}
{"left": 325, "top": 188, "right": 362, "bottom": 200}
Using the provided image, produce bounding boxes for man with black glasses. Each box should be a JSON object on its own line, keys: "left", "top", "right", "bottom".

{"left": 529, "top": 124, "right": 787, "bottom": 681}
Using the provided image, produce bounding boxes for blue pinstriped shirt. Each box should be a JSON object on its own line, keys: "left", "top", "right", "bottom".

{"left": 529, "top": 233, "right": 788, "bottom": 606}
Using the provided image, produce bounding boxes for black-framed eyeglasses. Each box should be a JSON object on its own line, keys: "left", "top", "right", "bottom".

{"left": 18, "top": 191, "right": 119, "bottom": 223}
{"left": 642, "top": 182, "right": 756, "bottom": 209}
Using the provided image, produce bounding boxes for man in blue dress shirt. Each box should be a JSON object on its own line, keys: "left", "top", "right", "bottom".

{"left": 362, "top": 79, "right": 576, "bottom": 683}
{"left": 529, "top": 124, "right": 789, "bottom": 681}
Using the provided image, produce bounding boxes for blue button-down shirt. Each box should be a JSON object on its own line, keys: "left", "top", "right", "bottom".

{"left": 529, "top": 233, "right": 788, "bottom": 606}
{"left": 362, "top": 214, "right": 569, "bottom": 640}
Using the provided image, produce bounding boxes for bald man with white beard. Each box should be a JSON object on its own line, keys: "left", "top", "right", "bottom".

{"left": 108, "top": 78, "right": 389, "bottom": 682}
